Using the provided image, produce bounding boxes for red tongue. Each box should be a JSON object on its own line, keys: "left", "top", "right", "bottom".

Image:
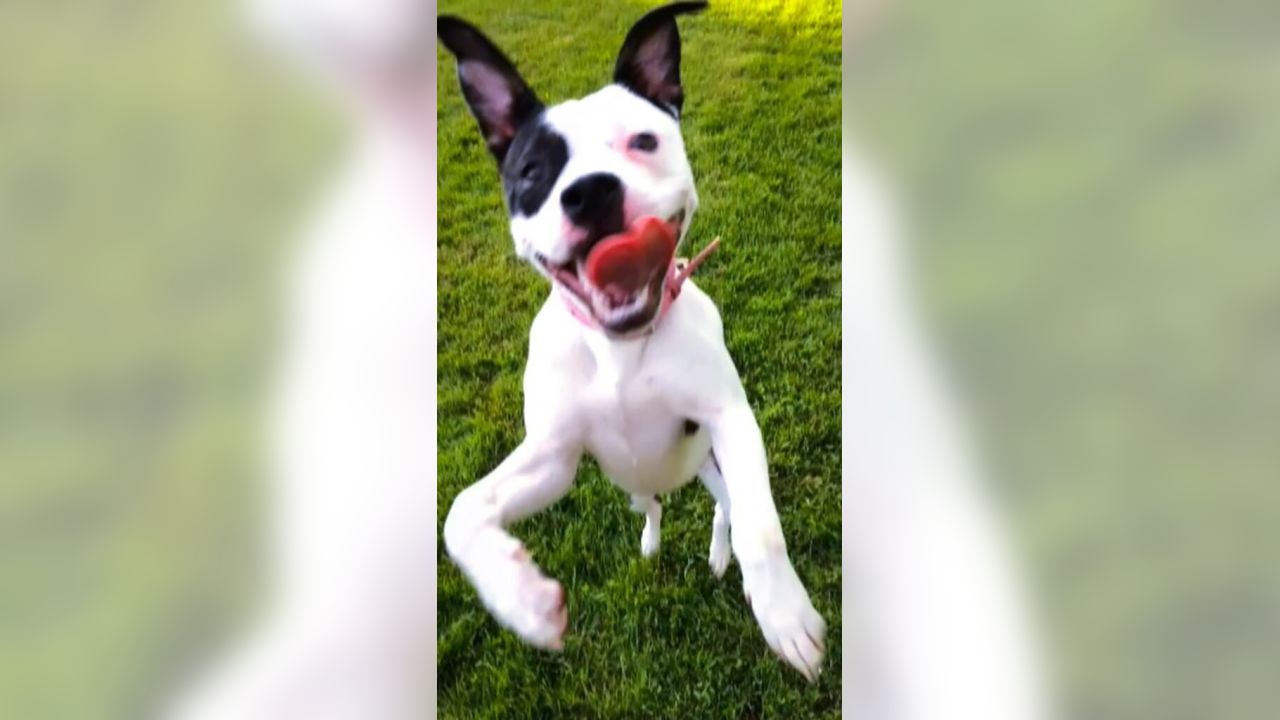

{"left": 584, "top": 216, "right": 676, "bottom": 293}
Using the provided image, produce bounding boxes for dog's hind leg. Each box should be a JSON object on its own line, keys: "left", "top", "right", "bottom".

{"left": 630, "top": 495, "right": 662, "bottom": 557}
{"left": 698, "top": 454, "right": 732, "bottom": 578}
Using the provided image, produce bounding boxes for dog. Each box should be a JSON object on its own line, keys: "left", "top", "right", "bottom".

{"left": 436, "top": 2, "right": 828, "bottom": 680}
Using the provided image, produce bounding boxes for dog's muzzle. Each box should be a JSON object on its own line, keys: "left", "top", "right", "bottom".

{"left": 536, "top": 209, "right": 687, "bottom": 336}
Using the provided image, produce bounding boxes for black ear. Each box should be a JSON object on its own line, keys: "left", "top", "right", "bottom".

{"left": 613, "top": 2, "right": 707, "bottom": 118}
{"left": 438, "top": 16, "right": 543, "bottom": 163}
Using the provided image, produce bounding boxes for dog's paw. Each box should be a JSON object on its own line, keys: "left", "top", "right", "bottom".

{"left": 474, "top": 539, "right": 568, "bottom": 651}
{"left": 743, "top": 560, "right": 826, "bottom": 681}
{"left": 708, "top": 533, "right": 730, "bottom": 577}
{"left": 633, "top": 495, "right": 661, "bottom": 558}
{"left": 641, "top": 521, "right": 661, "bottom": 557}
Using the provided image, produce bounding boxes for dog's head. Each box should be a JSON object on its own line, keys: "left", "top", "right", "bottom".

{"left": 439, "top": 3, "right": 705, "bottom": 336}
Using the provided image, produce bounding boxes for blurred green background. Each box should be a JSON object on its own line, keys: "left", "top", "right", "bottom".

{"left": 0, "top": 2, "right": 336, "bottom": 718}
{"left": 2, "top": 0, "right": 1278, "bottom": 718}
{"left": 847, "top": 1, "right": 1280, "bottom": 718}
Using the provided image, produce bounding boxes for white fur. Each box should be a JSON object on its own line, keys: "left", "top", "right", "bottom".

{"left": 445, "top": 81, "right": 827, "bottom": 681}
{"left": 168, "top": 128, "right": 439, "bottom": 720}
{"left": 840, "top": 143, "right": 1051, "bottom": 718}
{"left": 445, "top": 281, "right": 829, "bottom": 679}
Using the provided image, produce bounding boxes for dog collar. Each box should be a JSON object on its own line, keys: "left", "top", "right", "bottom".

{"left": 561, "top": 236, "right": 721, "bottom": 337}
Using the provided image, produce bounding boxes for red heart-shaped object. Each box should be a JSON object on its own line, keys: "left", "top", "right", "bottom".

{"left": 585, "top": 216, "right": 676, "bottom": 293}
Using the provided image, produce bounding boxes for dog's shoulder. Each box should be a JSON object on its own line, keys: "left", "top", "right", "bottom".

{"left": 525, "top": 294, "right": 593, "bottom": 368}
{"left": 666, "top": 280, "right": 724, "bottom": 341}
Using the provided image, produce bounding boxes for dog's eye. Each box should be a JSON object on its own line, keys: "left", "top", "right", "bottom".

{"left": 520, "top": 162, "right": 539, "bottom": 181}
{"left": 628, "top": 132, "right": 659, "bottom": 153}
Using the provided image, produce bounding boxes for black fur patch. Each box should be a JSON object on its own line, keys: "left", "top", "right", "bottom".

{"left": 502, "top": 116, "right": 569, "bottom": 218}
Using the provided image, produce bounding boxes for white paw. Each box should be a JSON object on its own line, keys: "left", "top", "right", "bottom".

{"left": 641, "top": 520, "right": 660, "bottom": 557}
{"left": 709, "top": 534, "right": 730, "bottom": 577}
{"left": 743, "top": 559, "right": 826, "bottom": 681}
{"left": 472, "top": 538, "right": 567, "bottom": 650}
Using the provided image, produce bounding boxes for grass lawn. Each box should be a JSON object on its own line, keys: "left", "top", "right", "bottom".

{"left": 435, "top": 2, "right": 843, "bottom": 718}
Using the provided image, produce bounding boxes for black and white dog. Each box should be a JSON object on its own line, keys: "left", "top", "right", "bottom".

{"left": 438, "top": 2, "right": 827, "bottom": 680}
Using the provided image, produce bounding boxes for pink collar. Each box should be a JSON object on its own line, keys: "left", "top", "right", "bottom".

{"left": 561, "top": 236, "right": 721, "bottom": 336}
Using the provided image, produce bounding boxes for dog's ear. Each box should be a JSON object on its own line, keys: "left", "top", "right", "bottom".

{"left": 613, "top": 2, "right": 707, "bottom": 119}
{"left": 438, "top": 17, "right": 543, "bottom": 163}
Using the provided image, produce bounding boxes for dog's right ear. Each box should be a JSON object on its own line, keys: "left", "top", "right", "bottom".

{"left": 614, "top": 2, "right": 707, "bottom": 119}
{"left": 438, "top": 17, "right": 543, "bottom": 164}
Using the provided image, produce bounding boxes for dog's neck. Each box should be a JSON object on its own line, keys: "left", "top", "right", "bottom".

{"left": 577, "top": 313, "right": 653, "bottom": 386}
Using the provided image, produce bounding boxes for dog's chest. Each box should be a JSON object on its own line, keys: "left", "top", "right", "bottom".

{"left": 576, "top": 356, "right": 709, "bottom": 495}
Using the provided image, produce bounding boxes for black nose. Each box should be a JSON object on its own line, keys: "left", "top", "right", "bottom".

{"left": 561, "top": 173, "right": 623, "bottom": 229}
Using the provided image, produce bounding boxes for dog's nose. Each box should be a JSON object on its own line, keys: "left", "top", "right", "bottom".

{"left": 561, "top": 173, "right": 623, "bottom": 229}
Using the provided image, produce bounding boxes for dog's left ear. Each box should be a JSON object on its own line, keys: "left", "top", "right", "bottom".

{"left": 438, "top": 16, "right": 543, "bottom": 163}
{"left": 614, "top": 2, "right": 707, "bottom": 119}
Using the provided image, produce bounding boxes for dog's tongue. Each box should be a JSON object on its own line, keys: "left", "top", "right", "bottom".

{"left": 585, "top": 216, "right": 676, "bottom": 293}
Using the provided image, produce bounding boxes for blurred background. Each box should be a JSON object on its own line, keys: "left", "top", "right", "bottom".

{"left": 0, "top": 2, "right": 337, "bottom": 717}
{"left": 2, "top": 0, "right": 1278, "bottom": 719}
{"left": 847, "top": 0, "right": 1280, "bottom": 718}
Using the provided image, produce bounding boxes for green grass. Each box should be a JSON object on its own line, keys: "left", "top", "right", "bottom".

{"left": 436, "top": 2, "right": 842, "bottom": 718}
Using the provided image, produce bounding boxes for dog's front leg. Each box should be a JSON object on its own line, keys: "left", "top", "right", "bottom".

{"left": 444, "top": 433, "right": 581, "bottom": 650}
{"left": 707, "top": 400, "right": 827, "bottom": 681}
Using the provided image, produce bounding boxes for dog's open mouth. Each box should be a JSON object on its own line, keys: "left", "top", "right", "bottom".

{"left": 537, "top": 210, "right": 684, "bottom": 333}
